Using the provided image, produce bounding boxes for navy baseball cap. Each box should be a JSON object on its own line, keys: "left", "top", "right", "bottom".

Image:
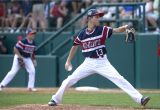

{"left": 26, "top": 29, "right": 36, "bottom": 36}
{"left": 87, "top": 9, "right": 104, "bottom": 17}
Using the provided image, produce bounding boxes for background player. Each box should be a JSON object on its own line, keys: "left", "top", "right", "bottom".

{"left": 0, "top": 30, "right": 37, "bottom": 92}
{"left": 48, "top": 9, "right": 150, "bottom": 106}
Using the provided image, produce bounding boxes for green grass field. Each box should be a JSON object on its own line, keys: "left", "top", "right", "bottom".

{"left": 0, "top": 88, "right": 160, "bottom": 109}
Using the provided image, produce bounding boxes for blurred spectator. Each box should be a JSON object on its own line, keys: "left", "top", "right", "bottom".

{"left": 1, "top": 0, "right": 158, "bottom": 33}
{"left": 102, "top": 0, "right": 118, "bottom": 27}
{"left": 49, "top": 1, "right": 69, "bottom": 30}
{"left": 145, "top": 0, "right": 159, "bottom": 32}
{"left": 9, "top": 0, "right": 23, "bottom": 33}
{"left": 120, "top": 0, "right": 136, "bottom": 25}
{"left": 44, "top": 0, "right": 54, "bottom": 18}
{"left": 61, "top": 0, "right": 89, "bottom": 16}
{"left": 61, "top": 0, "right": 73, "bottom": 15}
{"left": 120, "top": 0, "right": 135, "bottom": 19}
{"left": 78, "top": 0, "right": 92, "bottom": 26}
{"left": 16, "top": 0, "right": 33, "bottom": 32}
{"left": 44, "top": 0, "right": 55, "bottom": 31}
{"left": 0, "top": 35, "right": 7, "bottom": 54}
{"left": 103, "top": 0, "right": 118, "bottom": 20}
{"left": 0, "top": 3, "right": 5, "bottom": 31}
{"left": 0, "top": 2, "right": 11, "bottom": 32}
{"left": 71, "top": 0, "right": 82, "bottom": 15}
{"left": 81, "top": 0, "right": 92, "bottom": 10}
{"left": 153, "top": 0, "right": 160, "bottom": 31}
{"left": 92, "top": 0, "right": 108, "bottom": 13}
{"left": 31, "top": 0, "right": 47, "bottom": 32}
{"left": 3, "top": 3, "right": 11, "bottom": 32}
{"left": 153, "top": 0, "right": 160, "bottom": 18}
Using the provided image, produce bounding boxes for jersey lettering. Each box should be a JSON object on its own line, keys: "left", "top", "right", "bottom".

{"left": 82, "top": 39, "right": 101, "bottom": 49}
{"left": 25, "top": 46, "right": 35, "bottom": 53}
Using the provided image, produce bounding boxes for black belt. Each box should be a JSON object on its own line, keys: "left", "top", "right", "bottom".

{"left": 20, "top": 50, "right": 31, "bottom": 58}
{"left": 22, "top": 55, "right": 30, "bottom": 58}
{"left": 89, "top": 54, "right": 105, "bottom": 59}
{"left": 21, "top": 53, "right": 31, "bottom": 58}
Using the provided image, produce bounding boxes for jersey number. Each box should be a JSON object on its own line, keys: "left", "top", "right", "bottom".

{"left": 96, "top": 49, "right": 103, "bottom": 57}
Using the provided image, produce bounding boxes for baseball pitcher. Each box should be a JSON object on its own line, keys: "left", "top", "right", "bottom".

{"left": 48, "top": 9, "right": 150, "bottom": 106}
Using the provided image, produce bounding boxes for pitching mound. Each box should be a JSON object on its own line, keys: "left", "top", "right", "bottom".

{"left": 0, "top": 104, "right": 151, "bottom": 110}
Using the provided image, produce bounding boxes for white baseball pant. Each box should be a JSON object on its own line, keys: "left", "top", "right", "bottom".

{"left": 52, "top": 55, "right": 143, "bottom": 104}
{"left": 0, "top": 55, "right": 35, "bottom": 89}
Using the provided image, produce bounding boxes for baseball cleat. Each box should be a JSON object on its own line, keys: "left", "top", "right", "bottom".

{"left": 48, "top": 99, "right": 57, "bottom": 106}
{"left": 0, "top": 85, "right": 4, "bottom": 91}
{"left": 141, "top": 96, "right": 150, "bottom": 106}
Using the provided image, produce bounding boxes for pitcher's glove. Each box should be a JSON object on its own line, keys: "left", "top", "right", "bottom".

{"left": 18, "top": 57, "right": 25, "bottom": 68}
{"left": 125, "top": 27, "right": 135, "bottom": 43}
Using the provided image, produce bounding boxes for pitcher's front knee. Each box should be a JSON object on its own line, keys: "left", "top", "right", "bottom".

{"left": 8, "top": 70, "right": 17, "bottom": 76}
{"left": 28, "top": 69, "right": 35, "bottom": 75}
{"left": 63, "top": 76, "right": 79, "bottom": 87}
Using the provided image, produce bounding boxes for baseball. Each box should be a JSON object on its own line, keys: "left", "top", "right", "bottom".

{"left": 67, "top": 65, "right": 72, "bottom": 71}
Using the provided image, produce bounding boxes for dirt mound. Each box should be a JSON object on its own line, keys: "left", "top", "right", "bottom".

{"left": 0, "top": 104, "right": 150, "bottom": 110}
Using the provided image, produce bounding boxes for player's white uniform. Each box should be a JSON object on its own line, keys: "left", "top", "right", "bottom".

{"left": 51, "top": 26, "right": 143, "bottom": 104}
{"left": 0, "top": 38, "right": 36, "bottom": 89}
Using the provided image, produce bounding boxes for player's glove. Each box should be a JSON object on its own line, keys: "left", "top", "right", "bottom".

{"left": 125, "top": 27, "right": 135, "bottom": 43}
{"left": 18, "top": 57, "right": 25, "bottom": 68}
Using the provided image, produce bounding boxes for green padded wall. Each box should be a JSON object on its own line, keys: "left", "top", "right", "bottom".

{"left": 1, "top": 32, "right": 160, "bottom": 88}
{"left": 35, "top": 55, "right": 57, "bottom": 87}
{"left": 136, "top": 33, "right": 159, "bottom": 88}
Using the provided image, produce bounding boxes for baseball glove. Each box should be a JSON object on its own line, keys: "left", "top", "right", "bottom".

{"left": 125, "top": 28, "right": 136, "bottom": 43}
{"left": 18, "top": 57, "right": 25, "bottom": 68}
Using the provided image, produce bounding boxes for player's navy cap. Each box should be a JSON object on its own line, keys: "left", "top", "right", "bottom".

{"left": 87, "top": 9, "right": 104, "bottom": 17}
{"left": 26, "top": 29, "right": 36, "bottom": 36}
